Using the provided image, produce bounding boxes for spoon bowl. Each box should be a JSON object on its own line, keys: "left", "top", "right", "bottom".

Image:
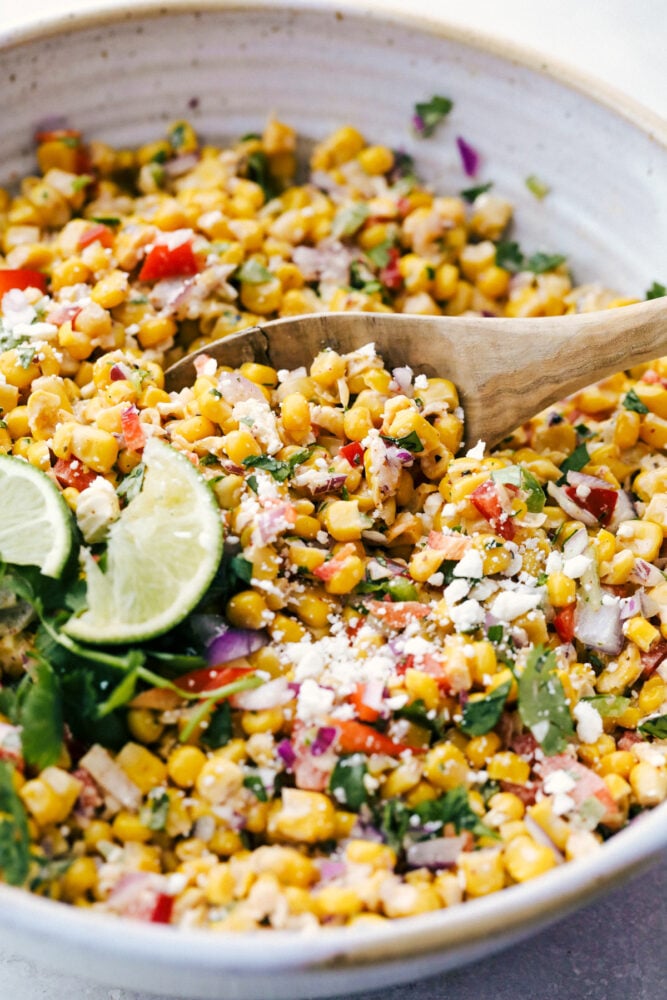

{"left": 166, "top": 297, "right": 667, "bottom": 450}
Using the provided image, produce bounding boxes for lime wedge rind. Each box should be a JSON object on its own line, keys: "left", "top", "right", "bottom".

{"left": 0, "top": 454, "right": 74, "bottom": 578}
{"left": 64, "top": 438, "right": 223, "bottom": 645}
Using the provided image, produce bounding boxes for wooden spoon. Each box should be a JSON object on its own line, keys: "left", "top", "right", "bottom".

{"left": 165, "top": 297, "right": 667, "bottom": 450}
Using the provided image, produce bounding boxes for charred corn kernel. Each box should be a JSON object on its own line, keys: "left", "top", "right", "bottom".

{"left": 138, "top": 315, "right": 177, "bottom": 349}
{"left": 83, "top": 820, "right": 113, "bottom": 849}
{"left": 116, "top": 743, "right": 167, "bottom": 794}
{"left": 112, "top": 811, "right": 152, "bottom": 844}
{"left": 547, "top": 571, "right": 576, "bottom": 607}
{"left": 424, "top": 743, "right": 469, "bottom": 791}
{"left": 638, "top": 675, "right": 666, "bottom": 714}
{"left": 221, "top": 427, "right": 260, "bottom": 464}
{"left": 598, "top": 751, "right": 636, "bottom": 779}
{"left": 459, "top": 848, "right": 505, "bottom": 897}
{"left": 357, "top": 145, "right": 394, "bottom": 175}
{"left": 226, "top": 590, "right": 269, "bottom": 630}
{"left": 204, "top": 863, "right": 235, "bottom": 906}
{"left": 487, "top": 751, "right": 530, "bottom": 784}
{"left": 623, "top": 616, "right": 660, "bottom": 651}
{"left": 166, "top": 746, "right": 207, "bottom": 791}
{"left": 69, "top": 425, "right": 119, "bottom": 474}
{"left": 269, "top": 788, "right": 336, "bottom": 843}
{"left": 404, "top": 669, "right": 440, "bottom": 712}
{"left": 504, "top": 835, "right": 557, "bottom": 882}
{"left": 127, "top": 708, "right": 164, "bottom": 744}
{"left": 345, "top": 840, "right": 397, "bottom": 870}
{"left": 241, "top": 707, "right": 284, "bottom": 735}
{"left": 315, "top": 885, "right": 364, "bottom": 919}
{"left": 196, "top": 757, "right": 244, "bottom": 804}
{"left": 596, "top": 642, "right": 643, "bottom": 694}
{"left": 629, "top": 762, "right": 667, "bottom": 806}
{"left": 465, "top": 732, "right": 502, "bottom": 768}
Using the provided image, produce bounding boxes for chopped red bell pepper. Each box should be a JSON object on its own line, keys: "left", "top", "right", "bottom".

{"left": 78, "top": 223, "right": 114, "bottom": 250}
{"left": 379, "top": 246, "right": 403, "bottom": 290}
{"left": 470, "top": 479, "right": 516, "bottom": 540}
{"left": 121, "top": 405, "right": 146, "bottom": 453}
{"left": 339, "top": 441, "right": 365, "bottom": 467}
{"left": 563, "top": 484, "right": 618, "bottom": 527}
{"left": 138, "top": 240, "right": 199, "bottom": 282}
{"left": 149, "top": 893, "right": 174, "bottom": 924}
{"left": 53, "top": 457, "right": 98, "bottom": 492}
{"left": 175, "top": 663, "right": 253, "bottom": 694}
{"left": 331, "top": 718, "right": 412, "bottom": 756}
{"left": 350, "top": 683, "right": 381, "bottom": 723}
{"left": 0, "top": 269, "right": 47, "bottom": 296}
{"left": 553, "top": 603, "right": 576, "bottom": 643}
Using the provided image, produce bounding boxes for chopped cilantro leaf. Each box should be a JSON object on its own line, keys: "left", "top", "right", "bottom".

{"left": 517, "top": 645, "right": 574, "bottom": 755}
{"left": 246, "top": 151, "right": 277, "bottom": 201}
{"left": 623, "top": 388, "right": 649, "bottom": 414}
{"left": 0, "top": 762, "right": 30, "bottom": 886}
{"left": 639, "top": 714, "right": 667, "bottom": 739}
{"left": 71, "top": 174, "right": 93, "bottom": 192}
{"left": 487, "top": 624, "right": 504, "bottom": 644}
{"left": 646, "top": 281, "right": 666, "bottom": 300}
{"left": 460, "top": 680, "right": 511, "bottom": 737}
{"left": 201, "top": 701, "right": 233, "bottom": 748}
{"left": 116, "top": 462, "right": 145, "bottom": 503}
{"left": 17, "top": 660, "right": 63, "bottom": 771}
{"left": 331, "top": 203, "right": 369, "bottom": 239}
{"left": 242, "top": 450, "right": 310, "bottom": 482}
{"left": 460, "top": 181, "right": 493, "bottom": 203}
{"left": 243, "top": 773, "right": 268, "bottom": 802}
{"left": 329, "top": 754, "right": 368, "bottom": 811}
{"left": 246, "top": 474, "right": 258, "bottom": 494}
{"left": 366, "top": 238, "right": 396, "bottom": 269}
{"left": 382, "top": 430, "right": 424, "bottom": 453}
{"left": 559, "top": 443, "right": 590, "bottom": 476}
{"left": 492, "top": 465, "right": 546, "bottom": 513}
{"left": 140, "top": 789, "right": 170, "bottom": 831}
{"left": 582, "top": 695, "right": 631, "bottom": 718}
{"left": 413, "top": 95, "right": 454, "bottom": 138}
{"left": 526, "top": 251, "right": 566, "bottom": 274}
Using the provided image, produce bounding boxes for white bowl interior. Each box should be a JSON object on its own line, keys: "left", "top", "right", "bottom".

{"left": 1, "top": 4, "right": 667, "bottom": 998}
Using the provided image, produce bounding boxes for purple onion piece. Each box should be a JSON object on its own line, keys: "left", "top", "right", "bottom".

{"left": 311, "top": 474, "right": 348, "bottom": 496}
{"left": 277, "top": 740, "right": 296, "bottom": 768}
{"left": 620, "top": 594, "right": 643, "bottom": 620}
{"left": 311, "top": 726, "right": 337, "bottom": 757}
{"left": 207, "top": 627, "right": 268, "bottom": 665}
{"left": 566, "top": 470, "right": 613, "bottom": 491}
{"left": 406, "top": 835, "right": 467, "bottom": 870}
{"left": 318, "top": 860, "right": 347, "bottom": 881}
{"left": 456, "top": 136, "right": 479, "bottom": 177}
{"left": 630, "top": 558, "right": 665, "bottom": 587}
{"left": 573, "top": 600, "right": 623, "bottom": 655}
{"left": 608, "top": 490, "right": 637, "bottom": 532}
{"left": 547, "top": 482, "right": 598, "bottom": 527}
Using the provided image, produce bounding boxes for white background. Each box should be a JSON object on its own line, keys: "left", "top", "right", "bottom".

{"left": 1, "top": 2, "right": 665, "bottom": 999}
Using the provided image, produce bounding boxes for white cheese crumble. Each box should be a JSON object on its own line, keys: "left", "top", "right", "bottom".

{"left": 75, "top": 477, "right": 121, "bottom": 544}
{"left": 450, "top": 599, "right": 485, "bottom": 633}
{"left": 466, "top": 439, "right": 486, "bottom": 459}
{"left": 489, "top": 590, "right": 541, "bottom": 622}
{"left": 562, "top": 554, "right": 592, "bottom": 580}
{"left": 453, "top": 548, "right": 484, "bottom": 580}
{"left": 573, "top": 700, "right": 603, "bottom": 744}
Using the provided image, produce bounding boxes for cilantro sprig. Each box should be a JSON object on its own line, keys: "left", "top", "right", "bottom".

{"left": 517, "top": 645, "right": 574, "bottom": 755}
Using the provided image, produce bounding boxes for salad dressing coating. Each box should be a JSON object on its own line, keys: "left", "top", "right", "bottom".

{"left": 0, "top": 119, "right": 665, "bottom": 929}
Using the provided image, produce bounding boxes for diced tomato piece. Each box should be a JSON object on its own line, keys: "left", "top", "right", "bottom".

{"left": 0, "top": 269, "right": 47, "bottom": 296}
{"left": 139, "top": 240, "right": 199, "bottom": 282}
{"left": 553, "top": 603, "right": 576, "bottom": 643}
{"left": 312, "top": 543, "right": 357, "bottom": 581}
{"left": 149, "top": 893, "right": 174, "bottom": 924}
{"left": 366, "top": 599, "right": 430, "bottom": 629}
{"left": 539, "top": 754, "right": 619, "bottom": 824}
{"left": 350, "top": 683, "right": 381, "bottom": 723}
{"left": 331, "top": 719, "right": 412, "bottom": 756}
{"left": 379, "top": 246, "right": 403, "bottom": 291}
{"left": 53, "top": 457, "right": 98, "bottom": 492}
{"left": 121, "top": 405, "right": 146, "bottom": 452}
{"left": 175, "top": 662, "right": 252, "bottom": 695}
{"left": 339, "top": 441, "right": 365, "bottom": 467}
{"left": 563, "top": 484, "right": 617, "bottom": 527}
{"left": 641, "top": 640, "right": 667, "bottom": 677}
{"left": 470, "top": 479, "right": 515, "bottom": 540}
{"left": 78, "top": 223, "right": 114, "bottom": 250}
{"left": 427, "top": 530, "right": 472, "bottom": 560}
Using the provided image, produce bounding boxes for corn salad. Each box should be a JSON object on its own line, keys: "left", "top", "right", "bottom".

{"left": 0, "top": 120, "right": 665, "bottom": 930}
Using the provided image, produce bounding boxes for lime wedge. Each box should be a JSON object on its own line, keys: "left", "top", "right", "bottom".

{"left": 0, "top": 454, "right": 74, "bottom": 578}
{"left": 64, "top": 438, "right": 223, "bottom": 644}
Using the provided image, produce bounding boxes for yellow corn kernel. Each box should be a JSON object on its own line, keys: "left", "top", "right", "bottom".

{"left": 320, "top": 499, "right": 366, "bottom": 541}
{"left": 597, "top": 751, "right": 635, "bottom": 780}
{"left": 21, "top": 769, "right": 81, "bottom": 827}
{"left": 432, "top": 262, "right": 459, "bottom": 301}
{"left": 424, "top": 743, "right": 469, "bottom": 791}
{"left": 280, "top": 392, "right": 311, "bottom": 437}
{"left": 126, "top": 708, "right": 164, "bottom": 745}
{"left": 343, "top": 405, "right": 374, "bottom": 443}
{"left": 269, "top": 788, "right": 336, "bottom": 843}
{"left": 404, "top": 669, "right": 441, "bottom": 713}
{"left": 465, "top": 732, "right": 502, "bottom": 768}
{"left": 324, "top": 555, "right": 365, "bottom": 595}
{"left": 311, "top": 126, "right": 365, "bottom": 170}
{"left": 209, "top": 829, "right": 244, "bottom": 857}
{"left": 485, "top": 792, "right": 525, "bottom": 828}
{"left": 345, "top": 840, "right": 397, "bottom": 870}
{"left": 112, "top": 811, "right": 152, "bottom": 844}
{"left": 69, "top": 425, "right": 119, "bottom": 474}
{"left": 115, "top": 743, "right": 167, "bottom": 795}
{"left": 315, "top": 884, "right": 364, "bottom": 920}
{"left": 504, "top": 835, "right": 557, "bottom": 882}
{"left": 172, "top": 415, "right": 217, "bottom": 444}
{"left": 241, "top": 707, "right": 284, "bottom": 736}
{"left": 613, "top": 409, "right": 641, "bottom": 450}
{"left": 226, "top": 590, "right": 269, "bottom": 630}
{"left": 459, "top": 848, "right": 505, "bottom": 897}
{"left": 5, "top": 405, "right": 30, "bottom": 440}
{"left": 600, "top": 549, "right": 635, "bottom": 585}
{"left": 0, "top": 349, "right": 41, "bottom": 389}
{"left": 617, "top": 519, "right": 663, "bottom": 562}
{"left": 90, "top": 270, "right": 128, "bottom": 310}
{"left": 634, "top": 381, "right": 667, "bottom": 418}
{"left": 547, "top": 571, "right": 576, "bottom": 608}
{"left": 0, "top": 384, "right": 19, "bottom": 418}
{"left": 83, "top": 820, "right": 114, "bottom": 850}
{"left": 357, "top": 144, "right": 394, "bottom": 175}
{"left": 602, "top": 773, "right": 631, "bottom": 817}
{"left": 624, "top": 616, "right": 660, "bottom": 652}
{"left": 205, "top": 863, "right": 235, "bottom": 906}
{"left": 476, "top": 265, "right": 510, "bottom": 299}
{"left": 639, "top": 412, "right": 667, "bottom": 450}
{"left": 629, "top": 761, "right": 667, "bottom": 806}
{"left": 137, "top": 315, "right": 177, "bottom": 349}
{"left": 240, "top": 276, "right": 283, "bottom": 315}
{"left": 221, "top": 427, "right": 260, "bottom": 464}
{"left": 638, "top": 674, "right": 666, "bottom": 715}
{"left": 196, "top": 756, "right": 244, "bottom": 804}
{"left": 167, "top": 745, "right": 208, "bottom": 788}
{"left": 289, "top": 589, "right": 334, "bottom": 629}
{"left": 459, "top": 240, "right": 496, "bottom": 280}
{"left": 596, "top": 642, "right": 643, "bottom": 695}
{"left": 380, "top": 759, "right": 423, "bottom": 800}
{"left": 61, "top": 856, "right": 98, "bottom": 901}
{"left": 487, "top": 751, "right": 530, "bottom": 784}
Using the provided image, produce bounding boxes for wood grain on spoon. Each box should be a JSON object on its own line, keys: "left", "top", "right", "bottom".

{"left": 165, "top": 298, "right": 667, "bottom": 450}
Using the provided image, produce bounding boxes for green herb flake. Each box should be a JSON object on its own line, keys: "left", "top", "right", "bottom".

{"left": 246, "top": 151, "right": 276, "bottom": 201}
{"left": 460, "top": 181, "right": 493, "bottom": 203}
{"left": 201, "top": 701, "right": 233, "bottom": 749}
{"left": 526, "top": 251, "right": 566, "bottom": 274}
{"left": 622, "top": 388, "right": 649, "bottom": 414}
{"left": 169, "top": 122, "right": 188, "bottom": 150}
{"left": 492, "top": 465, "right": 546, "bottom": 513}
{"left": 242, "top": 450, "right": 309, "bottom": 482}
{"left": 329, "top": 753, "right": 368, "bottom": 811}
{"left": 413, "top": 95, "right": 454, "bottom": 138}
{"left": 366, "top": 238, "right": 396, "bottom": 269}
{"left": 559, "top": 443, "right": 590, "bottom": 477}
{"left": 141, "top": 789, "right": 170, "bottom": 831}
{"left": 639, "top": 714, "right": 667, "bottom": 739}
{"left": 517, "top": 645, "right": 575, "bottom": 755}
{"left": 495, "top": 241, "right": 525, "bottom": 272}
{"left": 230, "top": 555, "right": 253, "bottom": 584}
{"left": 116, "top": 462, "right": 145, "bottom": 504}
{"left": 91, "top": 215, "right": 121, "bottom": 226}
{"left": 646, "top": 281, "right": 666, "bottom": 300}
{"left": 0, "top": 762, "right": 30, "bottom": 886}
{"left": 16, "top": 345, "right": 36, "bottom": 370}
{"left": 71, "top": 174, "right": 94, "bottom": 193}
{"left": 243, "top": 772, "right": 268, "bottom": 802}
{"left": 356, "top": 576, "right": 418, "bottom": 603}
{"left": 18, "top": 660, "right": 63, "bottom": 770}
{"left": 382, "top": 430, "right": 424, "bottom": 453}
{"left": 487, "top": 624, "right": 504, "bottom": 644}
{"left": 460, "top": 680, "right": 512, "bottom": 737}
{"left": 331, "top": 203, "right": 369, "bottom": 239}
{"left": 525, "top": 174, "right": 550, "bottom": 199}
{"left": 237, "top": 260, "right": 273, "bottom": 284}
{"left": 246, "top": 475, "right": 258, "bottom": 494}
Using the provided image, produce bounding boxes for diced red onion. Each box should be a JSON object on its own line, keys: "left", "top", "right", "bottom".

{"left": 547, "top": 482, "right": 598, "bottom": 526}
{"left": 310, "top": 474, "right": 348, "bottom": 496}
{"left": 456, "top": 136, "right": 479, "bottom": 177}
{"left": 406, "top": 835, "right": 468, "bottom": 870}
{"left": 164, "top": 152, "right": 200, "bottom": 178}
{"left": 208, "top": 627, "right": 268, "bottom": 665}
{"left": 620, "top": 594, "right": 643, "bottom": 620}
{"left": 310, "top": 726, "right": 337, "bottom": 757}
{"left": 79, "top": 745, "right": 142, "bottom": 811}
{"left": 232, "top": 677, "right": 292, "bottom": 711}
{"left": 566, "top": 471, "right": 612, "bottom": 491}
{"left": 573, "top": 600, "right": 623, "bottom": 655}
{"left": 630, "top": 558, "right": 665, "bottom": 587}
{"left": 385, "top": 446, "right": 414, "bottom": 467}
{"left": 319, "top": 860, "right": 347, "bottom": 881}
{"left": 391, "top": 366, "right": 414, "bottom": 395}
{"left": 277, "top": 740, "right": 296, "bottom": 768}
{"left": 608, "top": 490, "right": 637, "bottom": 532}
{"left": 217, "top": 370, "right": 266, "bottom": 404}
{"left": 562, "top": 526, "right": 589, "bottom": 559}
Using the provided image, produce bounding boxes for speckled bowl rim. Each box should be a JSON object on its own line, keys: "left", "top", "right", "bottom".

{"left": 0, "top": 0, "right": 666, "bottom": 983}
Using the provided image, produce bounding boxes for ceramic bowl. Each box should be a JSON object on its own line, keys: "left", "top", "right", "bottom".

{"left": 1, "top": 3, "right": 666, "bottom": 998}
